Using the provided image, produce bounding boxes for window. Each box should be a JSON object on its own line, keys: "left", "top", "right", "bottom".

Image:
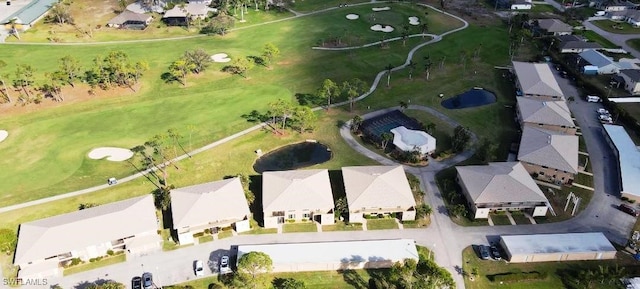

{"left": 539, "top": 171, "right": 545, "bottom": 176}
{"left": 302, "top": 212, "right": 310, "bottom": 219}
{"left": 287, "top": 213, "right": 295, "bottom": 219}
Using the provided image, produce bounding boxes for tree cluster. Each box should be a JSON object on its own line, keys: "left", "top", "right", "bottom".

{"left": 167, "top": 49, "right": 212, "bottom": 86}
{"left": 85, "top": 51, "right": 149, "bottom": 91}
{"left": 221, "top": 43, "right": 280, "bottom": 78}
{"left": 85, "top": 281, "right": 125, "bottom": 289}
{"left": 560, "top": 265, "right": 626, "bottom": 289}
{"left": 451, "top": 126, "right": 471, "bottom": 153}
{"left": 261, "top": 99, "right": 317, "bottom": 134}
{"left": 0, "top": 228, "right": 17, "bottom": 256}
{"left": 369, "top": 257, "right": 455, "bottom": 289}
{"left": 201, "top": 12, "right": 236, "bottom": 35}
{"left": 45, "top": 2, "right": 74, "bottom": 25}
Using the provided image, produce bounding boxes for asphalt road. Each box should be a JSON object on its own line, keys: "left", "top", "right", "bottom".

{"left": 582, "top": 20, "right": 640, "bottom": 59}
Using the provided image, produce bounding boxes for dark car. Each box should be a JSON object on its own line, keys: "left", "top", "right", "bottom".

{"left": 619, "top": 204, "right": 639, "bottom": 217}
{"left": 131, "top": 276, "right": 142, "bottom": 289}
{"left": 490, "top": 245, "right": 502, "bottom": 261}
{"left": 478, "top": 245, "right": 490, "bottom": 260}
{"left": 142, "top": 272, "right": 153, "bottom": 289}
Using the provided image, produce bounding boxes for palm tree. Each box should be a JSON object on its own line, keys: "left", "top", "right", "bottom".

{"left": 423, "top": 56, "right": 433, "bottom": 80}
{"left": 425, "top": 122, "right": 436, "bottom": 134}
{"left": 385, "top": 64, "right": 394, "bottom": 87}
{"left": 381, "top": 132, "right": 393, "bottom": 150}
{"left": 351, "top": 115, "right": 363, "bottom": 133}
{"left": 401, "top": 30, "right": 409, "bottom": 47}
{"left": 407, "top": 60, "right": 416, "bottom": 80}
{"left": 420, "top": 23, "right": 428, "bottom": 38}
{"left": 0, "top": 61, "right": 11, "bottom": 103}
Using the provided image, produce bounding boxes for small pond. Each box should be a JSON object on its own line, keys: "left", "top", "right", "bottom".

{"left": 441, "top": 88, "right": 497, "bottom": 109}
{"left": 253, "top": 141, "right": 332, "bottom": 173}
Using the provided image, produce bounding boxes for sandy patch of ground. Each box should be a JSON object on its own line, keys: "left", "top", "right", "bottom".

{"left": 372, "top": 7, "right": 391, "bottom": 11}
{"left": 370, "top": 24, "right": 394, "bottom": 32}
{"left": 88, "top": 147, "right": 134, "bottom": 161}
{"left": 211, "top": 53, "right": 231, "bottom": 63}
{"left": 346, "top": 14, "right": 359, "bottom": 20}
{"left": 409, "top": 16, "right": 420, "bottom": 25}
{"left": 0, "top": 130, "right": 7, "bottom": 143}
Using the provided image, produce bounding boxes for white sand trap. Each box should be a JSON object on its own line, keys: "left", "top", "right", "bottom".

{"left": 211, "top": 53, "right": 231, "bottom": 63}
{"left": 346, "top": 14, "right": 359, "bottom": 20}
{"left": 88, "top": 147, "right": 134, "bottom": 162}
{"left": 409, "top": 16, "right": 420, "bottom": 25}
{"left": 370, "top": 24, "right": 394, "bottom": 32}
{"left": 372, "top": 7, "right": 391, "bottom": 11}
{"left": 0, "top": 130, "right": 7, "bottom": 143}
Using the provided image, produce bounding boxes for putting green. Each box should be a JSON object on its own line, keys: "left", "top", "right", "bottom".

{"left": 0, "top": 3, "right": 464, "bottom": 206}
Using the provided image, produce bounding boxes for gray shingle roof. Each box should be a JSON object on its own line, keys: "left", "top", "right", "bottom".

{"left": 517, "top": 97, "right": 575, "bottom": 127}
{"left": 512, "top": 61, "right": 565, "bottom": 98}
{"left": 342, "top": 166, "right": 416, "bottom": 210}
{"left": 620, "top": 69, "right": 640, "bottom": 82}
{"left": 262, "top": 169, "right": 334, "bottom": 213}
{"left": 170, "top": 178, "right": 250, "bottom": 230}
{"left": 14, "top": 195, "right": 158, "bottom": 266}
{"left": 456, "top": 162, "right": 549, "bottom": 204}
{"left": 107, "top": 10, "right": 152, "bottom": 25}
{"left": 579, "top": 50, "right": 616, "bottom": 68}
{"left": 537, "top": 18, "right": 573, "bottom": 33}
{"left": 1, "top": 0, "right": 58, "bottom": 24}
{"left": 559, "top": 41, "right": 602, "bottom": 50}
{"left": 517, "top": 126, "right": 579, "bottom": 173}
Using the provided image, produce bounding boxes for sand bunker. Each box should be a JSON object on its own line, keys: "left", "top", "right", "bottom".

{"left": 372, "top": 7, "right": 391, "bottom": 11}
{"left": 0, "top": 130, "right": 7, "bottom": 143}
{"left": 370, "top": 24, "right": 394, "bottom": 32}
{"left": 88, "top": 147, "right": 134, "bottom": 162}
{"left": 346, "top": 14, "right": 359, "bottom": 20}
{"left": 409, "top": 16, "right": 420, "bottom": 25}
{"left": 211, "top": 53, "right": 231, "bottom": 63}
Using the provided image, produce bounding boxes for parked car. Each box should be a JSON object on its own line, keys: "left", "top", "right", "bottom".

{"left": 131, "top": 276, "right": 142, "bottom": 289}
{"left": 599, "top": 114, "right": 613, "bottom": 123}
{"left": 478, "top": 245, "right": 491, "bottom": 260}
{"left": 587, "top": 95, "right": 602, "bottom": 103}
{"left": 220, "top": 255, "right": 230, "bottom": 273}
{"left": 142, "top": 272, "right": 153, "bottom": 289}
{"left": 107, "top": 177, "right": 118, "bottom": 185}
{"left": 194, "top": 260, "right": 204, "bottom": 276}
{"left": 619, "top": 204, "right": 639, "bottom": 217}
{"left": 490, "top": 245, "right": 502, "bottom": 261}
{"left": 597, "top": 108, "right": 610, "bottom": 115}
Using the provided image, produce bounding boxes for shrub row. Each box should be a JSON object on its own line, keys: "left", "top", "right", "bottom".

{"left": 489, "top": 271, "right": 548, "bottom": 283}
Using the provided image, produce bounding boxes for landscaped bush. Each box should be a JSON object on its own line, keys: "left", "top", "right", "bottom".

{"left": 193, "top": 232, "right": 204, "bottom": 238}
{"left": 106, "top": 250, "right": 114, "bottom": 256}
{"left": 69, "top": 258, "right": 82, "bottom": 267}
{"left": 286, "top": 219, "right": 295, "bottom": 223}
{"left": 489, "top": 271, "right": 548, "bottom": 283}
{"left": 204, "top": 228, "right": 211, "bottom": 234}
{"left": 221, "top": 226, "right": 232, "bottom": 231}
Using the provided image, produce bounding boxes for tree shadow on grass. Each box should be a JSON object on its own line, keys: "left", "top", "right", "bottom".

{"left": 339, "top": 269, "right": 368, "bottom": 289}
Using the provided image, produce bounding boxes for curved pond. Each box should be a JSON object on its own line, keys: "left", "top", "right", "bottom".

{"left": 441, "top": 88, "right": 497, "bottom": 109}
{"left": 253, "top": 141, "right": 332, "bottom": 173}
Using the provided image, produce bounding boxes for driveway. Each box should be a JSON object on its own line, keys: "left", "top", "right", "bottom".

{"left": 583, "top": 20, "right": 640, "bottom": 59}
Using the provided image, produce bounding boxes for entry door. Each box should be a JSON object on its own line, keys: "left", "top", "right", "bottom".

{"left": 277, "top": 217, "right": 285, "bottom": 224}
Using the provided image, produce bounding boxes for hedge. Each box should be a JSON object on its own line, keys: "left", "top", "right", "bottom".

{"left": 489, "top": 271, "right": 548, "bottom": 283}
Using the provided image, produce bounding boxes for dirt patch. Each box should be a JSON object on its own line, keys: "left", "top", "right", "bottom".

{"left": 0, "top": 83, "right": 141, "bottom": 116}
{"left": 421, "top": 0, "right": 502, "bottom": 26}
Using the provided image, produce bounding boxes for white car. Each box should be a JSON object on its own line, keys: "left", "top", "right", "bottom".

{"left": 597, "top": 108, "right": 609, "bottom": 115}
{"left": 194, "top": 260, "right": 204, "bottom": 276}
{"left": 599, "top": 114, "right": 613, "bottom": 123}
{"left": 220, "top": 255, "right": 230, "bottom": 273}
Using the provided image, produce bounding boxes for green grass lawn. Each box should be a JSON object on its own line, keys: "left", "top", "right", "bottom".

{"left": 63, "top": 253, "right": 126, "bottom": 276}
{"left": 489, "top": 214, "right": 512, "bottom": 226}
{"left": 536, "top": 184, "right": 593, "bottom": 223}
{"left": 531, "top": 4, "right": 558, "bottom": 13}
{"left": 579, "top": 30, "right": 620, "bottom": 48}
{"left": 578, "top": 153, "right": 590, "bottom": 172}
{"left": 217, "top": 230, "right": 234, "bottom": 239}
{"left": 591, "top": 20, "right": 640, "bottom": 34}
{"left": 575, "top": 172, "right": 594, "bottom": 188}
{"left": 462, "top": 246, "right": 638, "bottom": 289}
{"left": 628, "top": 38, "right": 640, "bottom": 52}
{"left": 365, "top": 218, "right": 398, "bottom": 230}
{"left": 283, "top": 222, "right": 318, "bottom": 233}
{"left": 322, "top": 221, "right": 364, "bottom": 231}
{"left": 510, "top": 212, "right": 532, "bottom": 224}
{"left": 198, "top": 235, "right": 214, "bottom": 243}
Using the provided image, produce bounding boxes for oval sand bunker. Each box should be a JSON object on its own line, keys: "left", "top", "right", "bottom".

{"left": 370, "top": 24, "right": 394, "bottom": 32}
{"left": 0, "top": 130, "right": 7, "bottom": 143}
{"left": 211, "top": 53, "right": 231, "bottom": 63}
{"left": 346, "top": 14, "right": 359, "bottom": 20}
{"left": 88, "top": 147, "right": 134, "bottom": 162}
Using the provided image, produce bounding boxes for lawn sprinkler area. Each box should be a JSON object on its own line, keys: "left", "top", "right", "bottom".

{"left": 253, "top": 141, "right": 332, "bottom": 173}
{"left": 211, "top": 53, "right": 231, "bottom": 63}
{"left": 87, "top": 147, "right": 134, "bottom": 162}
{"left": 441, "top": 88, "right": 497, "bottom": 109}
{"left": 346, "top": 14, "right": 360, "bottom": 20}
{"left": 370, "top": 24, "right": 394, "bottom": 32}
{"left": 0, "top": 130, "right": 7, "bottom": 143}
{"left": 408, "top": 16, "right": 420, "bottom": 25}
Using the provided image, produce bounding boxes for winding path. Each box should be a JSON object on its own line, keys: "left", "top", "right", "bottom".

{"left": 0, "top": 3, "right": 469, "bottom": 213}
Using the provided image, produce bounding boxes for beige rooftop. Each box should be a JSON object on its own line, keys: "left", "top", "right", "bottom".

{"left": 262, "top": 169, "right": 334, "bottom": 213}
{"left": 517, "top": 97, "right": 575, "bottom": 127}
{"left": 171, "top": 177, "right": 250, "bottom": 230}
{"left": 512, "top": 61, "right": 564, "bottom": 98}
{"left": 456, "top": 162, "right": 549, "bottom": 204}
{"left": 518, "top": 126, "right": 579, "bottom": 173}
{"left": 14, "top": 195, "right": 157, "bottom": 266}
{"left": 342, "top": 166, "right": 416, "bottom": 210}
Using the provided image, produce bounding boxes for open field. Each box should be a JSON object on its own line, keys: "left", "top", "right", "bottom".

{"left": 0, "top": 2, "right": 462, "bottom": 206}
{"left": 591, "top": 19, "right": 640, "bottom": 34}
{"left": 462, "top": 246, "right": 639, "bottom": 289}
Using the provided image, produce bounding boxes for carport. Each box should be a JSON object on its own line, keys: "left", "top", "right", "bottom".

{"left": 500, "top": 232, "right": 616, "bottom": 263}
{"left": 236, "top": 239, "right": 419, "bottom": 272}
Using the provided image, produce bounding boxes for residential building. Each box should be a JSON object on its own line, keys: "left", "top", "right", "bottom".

{"left": 236, "top": 239, "right": 419, "bottom": 272}
{"left": 162, "top": 3, "right": 208, "bottom": 26}
{"left": 603, "top": 124, "right": 640, "bottom": 202}
{"left": 511, "top": 1, "right": 532, "bottom": 10}
{"left": 579, "top": 50, "right": 620, "bottom": 74}
{"left": 607, "top": 10, "right": 628, "bottom": 20}
{"left": 512, "top": 61, "right": 565, "bottom": 100}
{"left": 619, "top": 69, "right": 640, "bottom": 94}
{"left": 107, "top": 10, "right": 153, "bottom": 29}
{"left": 625, "top": 9, "right": 640, "bottom": 26}
{"left": 559, "top": 41, "right": 602, "bottom": 53}
{"left": 342, "top": 166, "right": 417, "bottom": 223}
{"left": 500, "top": 233, "right": 616, "bottom": 263}
{"left": 170, "top": 178, "right": 251, "bottom": 245}
{"left": 262, "top": 169, "right": 335, "bottom": 228}
{"left": 516, "top": 97, "right": 576, "bottom": 134}
{"left": 595, "top": 0, "right": 636, "bottom": 11}
{"left": 14, "top": 195, "right": 161, "bottom": 278}
{"left": 537, "top": 18, "right": 573, "bottom": 36}
{"left": 455, "top": 162, "right": 550, "bottom": 219}
{"left": 1, "top": 0, "right": 58, "bottom": 31}
{"left": 517, "top": 126, "right": 579, "bottom": 184}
